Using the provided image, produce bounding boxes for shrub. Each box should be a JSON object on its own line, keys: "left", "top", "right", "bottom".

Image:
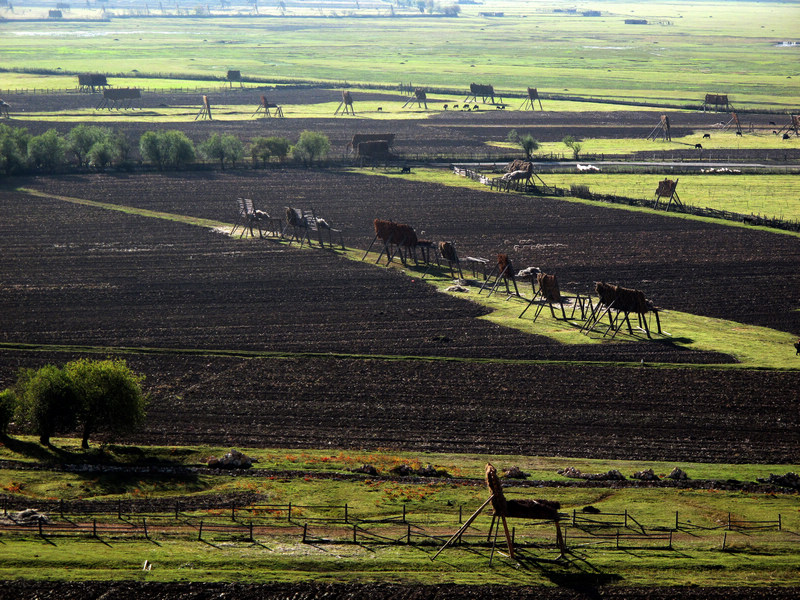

{"left": 0, "top": 124, "right": 31, "bottom": 176}
{"left": 87, "top": 139, "right": 117, "bottom": 171}
{"left": 250, "top": 137, "right": 272, "bottom": 167}
{"left": 200, "top": 133, "right": 243, "bottom": 170}
{"left": 139, "top": 130, "right": 195, "bottom": 170}
{"left": 27, "top": 129, "right": 68, "bottom": 172}
{"left": 0, "top": 389, "right": 16, "bottom": 435}
{"left": 68, "top": 124, "right": 111, "bottom": 167}
{"left": 562, "top": 135, "right": 583, "bottom": 160}
{"left": 292, "top": 130, "right": 330, "bottom": 165}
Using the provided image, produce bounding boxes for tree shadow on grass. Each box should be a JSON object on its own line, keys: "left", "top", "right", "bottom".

{"left": 1, "top": 435, "right": 194, "bottom": 469}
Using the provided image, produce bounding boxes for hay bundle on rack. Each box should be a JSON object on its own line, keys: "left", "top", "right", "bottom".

{"left": 439, "top": 241, "right": 458, "bottom": 262}
{"left": 497, "top": 254, "right": 514, "bottom": 279}
{"left": 536, "top": 272, "right": 562, "bottom": 303}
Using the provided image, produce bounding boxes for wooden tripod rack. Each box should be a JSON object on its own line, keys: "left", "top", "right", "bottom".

{"left": 433, "top": 463, "right": 566, "bottom": 562}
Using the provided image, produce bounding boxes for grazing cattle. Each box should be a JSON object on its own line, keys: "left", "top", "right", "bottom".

{"left": 736, "top": 130, "right": 743, "bottom": 136}
{"left": 783, "top": 133, "right": 791, "bottom": 140}
{"left": 443, "top": 104, "right": 448, "bottom": 110}
{"left": 795, "top": 339, "right": 800, "bottom": 355}
{"left": 770, "top": 121, "right": 777, "bottom": 126}
{"left": 694, "top": 143, "right": 703, "bottom": 149}
{"left": 703, "top": 133, "right": 711, "bottom": 139}
{"left": 377, "top": 107, "right": 382, "bottom": 111}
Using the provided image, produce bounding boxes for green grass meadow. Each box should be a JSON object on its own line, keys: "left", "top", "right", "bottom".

{"left": 0, "top": 439, "right": 798, "bottom": 586}
{"left": 2, "top": 1, "right": 799, "bottom": 107}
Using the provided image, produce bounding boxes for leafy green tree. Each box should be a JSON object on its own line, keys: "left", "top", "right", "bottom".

{"left": 250, "top": 137, "right": 272, "bottom": 167}
{"left": 199, "top": 133, "right": 226, "bottom": 168}
{"left": 562, "top": 135, "right": 583, "bottom": 160}
{"left": 442, "top": 3, "right": 460, "bottom": 16}
{"left": 250, "top": 135, "right": 291, "bottom": 167}
{"left": 27, "top": 129, "right": 67, "bottom": 172}
{"left": 520, "top": 134, "right": 540, "bottom": 159}
{"left": 87, "top": 139, "right": 116, "bottom": 171}
{"left": 222, "top": 134, "right": 244, "bottom": 168}
{"left": 265, "top": 136, "right": 291, "bottom": 162}
{"left": 0, "top": 124, "right": 30, "bottom": 176}
{"left": 200, "top": 133, "right": 243, "bottom": 170}
{"left": 508, "top": 129, "right": 540, "bottom": 159}
{"left": 139, "top": 130, "right": 195, "bottom": 170}
{"left": 139, "top": 131, "right": 165, "bottom": 170}
{"left": 111, "top": 130, "right": 132, "bottom": 162}
{"left": 15, "top": 365, "right": 80, "bottom": 446}
{"left": 68, "top": 124, "right": 110, "bottom": 167}
{"left": 291, "top": 130, "right": 330, "bottom": 165}
{"left": 65, "top": 358, "right": 147, "bottom": 449}
{"left": 162, "top": 130, "right": 195, "bottom": 169}
{"left": 0, "top": 389, "right": 16, "bottom": 436}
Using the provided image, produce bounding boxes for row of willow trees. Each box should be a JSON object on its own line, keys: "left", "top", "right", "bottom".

{"left": 0, "top": 123, "right": 332, "bottom": 176}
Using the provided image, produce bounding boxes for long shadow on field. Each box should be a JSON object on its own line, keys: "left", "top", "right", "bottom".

{"left": 516, "top": 551, "right": 623, "bottom": 595}
{"left": 0, "top": 435, "right": 199, "bottom": 474}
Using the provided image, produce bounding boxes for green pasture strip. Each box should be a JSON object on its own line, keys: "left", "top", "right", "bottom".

{"left": 1, "top": 437, "right": 797, "bottom": 484}
{"left": 489, "top": 132, "right": 799, "bottom": 157}
{"left": 16, "top": 185, "right": 800, "bottom": 370}
{"left": 17, "top": 188, "right": 229, "bottom": 231}
{"left": 1, "top": 2, "right": 798, "bottom": 107}
{"left": 0, "top": 442, "right": 798, "bottom": 586}
{"left": 370, "top": 169, "right": 800, "bottom": 239}
{"left": 470, "top": 170, "right": 800, "bottom": 224}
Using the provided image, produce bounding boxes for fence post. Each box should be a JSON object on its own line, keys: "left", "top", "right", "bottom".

{"left": 779, "top": 514, "right": 782, "bottom": 531}
{"left": 60, "top": 499, "right": 64, "bottom": 519}
{"left": 722, "top": 532, "right": 727, "bottom": 550}
{"left": 675, "top": 510, "right": 679, "bottom": 530}
{"left": 407, "top": 523, "right": 411, "bottom": 545}
{"left": 143, "top": 518, "right": 149, "bottom": 540}
{"left": 198, "top": 520, "right": 203, "bottom": 541}
{"left": 38, "top": 519, "right": 43, "bottom": 537}
{"left": 302, "top": 523, "right": 307, "bottom": 543}
{"left": 403, "top": 504, "right": 406, "bottom": 523}
{"left": 615, "top": 529, "right": 619, "bottom": 549}
{"left": 118, "top": 499, "right": 122, "bottom": 520}
{"left": 344, "top": 504, "right": 348, "bottom": 524}
{"left": 727, "top": 512, "right": 731, "bottom": 530}
{"left": 288, "top": 502, "right": 292, "bottom": 521}
{"left": 624, "top": 510, "right": 628, "bottom": 528}
{"left": 249, "top": 520, "right": 254, "bottom": 543}
{"left": 668, "top": 530, "right": 673, "bottom": 550}
{"left": 353, "top": 524, "right": 357, "bottom": 543}
{"left": 93, "top": 519, "right": 97, "bottom": 538}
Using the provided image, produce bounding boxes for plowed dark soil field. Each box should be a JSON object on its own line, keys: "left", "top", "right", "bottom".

{"left": 21, "top": 170, "right": 800, "bottom": 335}
{"left": 2, "top": 169, "right": 799, "bottom": 464}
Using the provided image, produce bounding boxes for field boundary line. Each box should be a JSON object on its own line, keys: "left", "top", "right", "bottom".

{"left": 17, "top": 188, "right": 230, "bottom": 232}
{"left": 0, "top": 341, "right": 758, "bottom": 371}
